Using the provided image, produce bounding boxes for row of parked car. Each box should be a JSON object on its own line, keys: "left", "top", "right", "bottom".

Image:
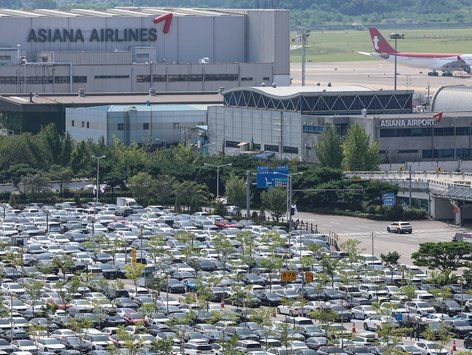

{"left": 0, "top": 200, "right": 469, "bottom": 354}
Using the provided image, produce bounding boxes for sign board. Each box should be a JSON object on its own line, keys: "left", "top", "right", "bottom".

{"left": 131, "top": 248, "right": 137, "bottom": 265}
{"left": 382, "top": 192, "right": 395, "bottom": 207}
{"left": 380, "top": 119, "right": 436, "bottom": 127}
{"left": 256, "top": 166, "right": 289, "bottom": 189}
{"left": 305, "top": 271, "right": 314, "bottom": 283}
{"left": 281, "top": 271, "right": 296, "bottom": 282}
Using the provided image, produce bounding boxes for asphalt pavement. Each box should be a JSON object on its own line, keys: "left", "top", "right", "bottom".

{"left": 295, "top": 212, "right": 471, "bottom": 264}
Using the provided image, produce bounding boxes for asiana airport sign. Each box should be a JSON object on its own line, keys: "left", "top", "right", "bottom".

{"left": 380, "top": 119, "right": 436, "bottom": 128}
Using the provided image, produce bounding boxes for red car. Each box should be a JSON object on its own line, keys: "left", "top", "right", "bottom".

{"left": 214, "top": 219, "right": 239, "bottom": 229}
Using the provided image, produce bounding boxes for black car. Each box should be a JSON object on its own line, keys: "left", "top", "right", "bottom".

{"left": 62, "top": 336, "right": 94, "bottom": 352}
{"left": 444, "top": 319, "right": 472, "bottom": 338}
{"left": 258, "top": 292, "right": 283, "bottom": 306}
{"left": 434, "top": 300, "right": 462, "bottom": 316}
{"left": 465, "top": 332, "right": 472, "bottom": 349}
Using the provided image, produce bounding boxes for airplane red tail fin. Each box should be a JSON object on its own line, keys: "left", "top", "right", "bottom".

{"left": 369, "top": 27, "right": 397, "bottom": 54}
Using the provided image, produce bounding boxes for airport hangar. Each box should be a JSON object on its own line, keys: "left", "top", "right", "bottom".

{"left": 207, "top": 85, "right": 472, "bottom": 164}
{"left": 0, "top": 7, "right": 289, "bottom": 94}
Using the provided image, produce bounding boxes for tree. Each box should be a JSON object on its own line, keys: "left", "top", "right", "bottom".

{"left": 21, "top": 173, "right": 51, "bottom": 199}
{"left": 24, "top": 281, "right": 43, "bottom": 318}
{"left": 127, "top": 172, "right": 156, "bottom": 206}
{"left": 51, "top": 255, "right": 75, "bottom": 282}
{"left": 381, "top": 251, "right": 401, "bottom": 284}
{"left": 225, "top": 173, "right": 247, "bottom": 214}
{"left": 315, "top": 123, "right": 343, "bottom": 169}
{"left": 342, "top": 123, "right": 380, "bottom": 171}
{"left": 173, "top": 180, "right": 207, "bottom": 213}
{"left": 261, "top": 187, "right": 287, "bottom": 222}
{"left": 124, "top": 263, "right": 145, "bottom": 292}
{"left": 49, "top": 165, "right": 72, "bottom": 196}
{"left": 7, "top": 164, "right": 37, "bottom": 192}
{"left": 412, "top": 241, "right": 472, "bottom": 273}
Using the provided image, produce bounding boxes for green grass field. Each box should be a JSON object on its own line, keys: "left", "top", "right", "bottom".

{"left": 291, "top": 28, "right": 472, "bottom": 63}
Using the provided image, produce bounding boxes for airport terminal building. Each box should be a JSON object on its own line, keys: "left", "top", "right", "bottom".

{"left": 208, "top": 85, "right": 472, "bottom": 164}
{"left": 0, "top": 7, "right": 289, "bottom": 93}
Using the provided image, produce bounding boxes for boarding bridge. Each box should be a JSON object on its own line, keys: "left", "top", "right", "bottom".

{"left": 347, "top": 171, "right": 472, "bottom": 225}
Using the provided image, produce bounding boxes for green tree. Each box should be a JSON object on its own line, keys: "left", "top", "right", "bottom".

{"left": 342, "top": 123, "right": 380, "bottom": 171}
{"left": 381, "top": 251, "right": 401, "bottom": 284}
{"left": 225, "top": 173, "right": 247, "bottom": 214}
{"left": 51, "top": 255, "right": 75, "bottom": 282}
{"left": 315, "top": 123, "right": 343, "bottom": 169}
{"left": 173, "top": 180, "right": 207, "bottom": 213}
{"left": 21, "top": 173, "right": 51, "bottom": 199}
{"left": 412, "top": 241, "right": 472, "bottom": 273}
{"left": 24, "top": 281, "right": 43, "bottom": 318}
{"left": 124, "top": 263, "right": 145, "bottom": 292}
{"left": 261, "top": 187, "right": 287, "bottom": 222}
{"left": 49, "top": 165, "right": 73, "bottom": 196}
{"left": 127, "top": 172, "right": 156, "bottom": 206}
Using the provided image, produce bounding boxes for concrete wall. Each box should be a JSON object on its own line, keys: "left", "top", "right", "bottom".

{"left": 66, "top": 106, "right": 108, "bottom": 142}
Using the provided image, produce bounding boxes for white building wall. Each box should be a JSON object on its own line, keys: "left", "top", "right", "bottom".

{"left": 65, "top": 107, "right": 108, "bottom": 142}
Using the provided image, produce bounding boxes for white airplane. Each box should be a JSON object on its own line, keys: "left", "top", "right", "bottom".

{"left": 358, "top": 27, "right": 472, "bottom": 77}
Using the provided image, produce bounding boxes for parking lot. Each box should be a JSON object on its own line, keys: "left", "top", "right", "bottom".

{"left": 0, "top": 201, "right": 469, "bottom": 354}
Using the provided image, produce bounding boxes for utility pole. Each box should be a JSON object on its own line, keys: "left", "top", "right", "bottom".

{"left": 389, "top": 33, "right": 404, "bottom": 91}
{"left": 371, "top": 232, "right": 374, "bottom": 259}
{"left": 296, "top": 28, "right": 310, "bottom": 86}
{"left": 409, "top": 165, "right": 412, "bottom": 208}
{"left": 246, "top": 171, "right": 251, "bottom": 218}
{"left": 204, "top": 163, "right": 232, "bottom": 200}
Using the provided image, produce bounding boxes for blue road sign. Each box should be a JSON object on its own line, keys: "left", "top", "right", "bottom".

{"left": 256, "top": 166, "right": 289, "bottom": 189}
{"left": 382, "top": 192, "right": 395, "bottom": 206}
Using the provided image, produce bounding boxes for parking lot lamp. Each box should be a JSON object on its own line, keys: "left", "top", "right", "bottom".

{"left": 460, "top": 276, "right": 466, "bottom": 313}
{"left": 204, "top": 163, "right": 232, "bottom": 199}
{"left": 140, "top": 225, "right": 144, "bottom": 261}
{"left": 1, "top": 203, "right": 5, "bottom": 219}
{"left": 92, "top": 155, "right": 106, "bottom": 205}
{"left": 389, "top": 33, "right": 404, "bottom": 91}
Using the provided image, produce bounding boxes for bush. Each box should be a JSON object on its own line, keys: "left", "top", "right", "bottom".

{"left": 403, "top": 208, "right": 427, "bottom": 220}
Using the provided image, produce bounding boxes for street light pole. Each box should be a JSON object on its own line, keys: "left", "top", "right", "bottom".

{"left": 92, "top": 155, "right": 106, "bottom": 205}
{"left": 389, "top": 33, "right": 404, "bottom": 91}
{"left": 296, "top": 28, "right": 310, "bottom": 86}
{"left": 204, "top": 163, "right": 232, "bottom": 199}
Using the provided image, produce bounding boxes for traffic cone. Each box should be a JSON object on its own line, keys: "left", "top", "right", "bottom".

{"left": 452, "top": 340, "right": 457, "bottom": 352}
{"left": 220, "top": 295, "right": 225, "bottom": 308}
{"left": 352, "top": 323, "right": 356, "bottom": 333}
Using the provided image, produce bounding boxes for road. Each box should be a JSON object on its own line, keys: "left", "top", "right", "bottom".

{"left": 290, "top": 60, "right": 472, "bottom": 94}
{"left": 295, "top": 212, "right": 471, "bottom": 264}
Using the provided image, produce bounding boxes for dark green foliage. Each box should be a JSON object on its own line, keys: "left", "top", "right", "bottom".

{"left": 412, "top": 241, "right": 472, "bottom": 272}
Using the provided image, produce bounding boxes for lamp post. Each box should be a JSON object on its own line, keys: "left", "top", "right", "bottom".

{"left": 92, "top": 155, "right": 106, "bottom": 205}
{"left": 460, "top": 276, "right": 466, "bottom": 313}
{"left": 274, "top": 171, "right": 303, "bottom": 231}
{"left": 204, "top": 163, "right": 232, "bottom": 199}
{"left": 389, "top": 33, "right": 404, "bottom": 91}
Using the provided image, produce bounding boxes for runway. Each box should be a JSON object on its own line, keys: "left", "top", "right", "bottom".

{"left": 290, "top": 60, "right": 472, "bottom": 94}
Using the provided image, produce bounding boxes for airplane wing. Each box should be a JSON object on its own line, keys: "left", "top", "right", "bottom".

{"left": 441, "top": 56, "right": 471, "bottom": 73}
{"left": 357, "top": 51, "right": 375, "bottom": 57}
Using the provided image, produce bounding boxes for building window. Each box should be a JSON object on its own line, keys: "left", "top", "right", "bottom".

{"left": 434, "top": 127, "right": 454, "bottom": 136}
{"left": 380, "top": 128, "right": 432, "bottom": 137}
{"left": 0, "top": 55, "right": 11, "bottom": 60}
{"left": 26, "top": 76, "right": 53, "bottom": 84}
{"left": 95, "top": 75, "right": 129, "bottom": 79}
{"left": 303, "top": 125, "right": 324, "bottom": 134}
{"left": 117, "top": 123, "right": 124, "bottom": 130}
{"left": 253, "top": 143, "right": 261, "bottom": 150}
{"left": 456, "top": 149, "right": 471, "bottom": 159}
{"left": 241, "top": 77, "right": 253, "bottom": 81}
{"left": 423, "top": 149, "right": 456, "bottom": 159}
{"left": 422, "top": 150, "right": 432, "bottom": 159}
{"left": 0, "top": 76, "right": 17, "bottom": 84}
{"left": 81, "top": 121, "right": 84, "bottom": 128}
{"left": 152, "top": 75, "right": 166, "bottom": 82}
{"left": 86, "top": 122, "right": 89, "bottom": 128}
{"left": 54, "top": 76, "right": 70, "bottom": 84}
{"left": 137, "top": 75, "right": 151, "bottom": 83}
{"left": 136, "top": 53, "right": 149, "bottom": 58}
{"left": 263, "top": 77, "right": 270, "bottom": 81}
{"left": 398, "top": 149, "right": 418, "bottom": 154}
{"left": 204, "top": 74, "right": 238, "bottom": 81}
{"left": 143, "top": 123, "right": 149, "bottom": 130}
{"left": 283, "top": 146, "right": 299, "bottom": 154}
{"left": 456, "top": 127, "right": 471, "bottom": 135}
{"left": 225, "top": 141, "right": 239, "bottom": 148}
{"left": 264, "top": 144, "right": 279, "bottom": 152}
{"left": 73, "top": 76, "right": 87, "bottom": 83}
{"left": 71, "top": 120, "right": 75, "bottom": 127}
{"left": 173, "top": 123, "right": 180, "bottom": 129}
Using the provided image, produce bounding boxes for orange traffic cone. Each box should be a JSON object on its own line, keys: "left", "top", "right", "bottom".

{"left": 352, "top": 323, "right": 356, "bottom": 333}
{"left": 452, "top": 340, "right": 457, "bottom": 352}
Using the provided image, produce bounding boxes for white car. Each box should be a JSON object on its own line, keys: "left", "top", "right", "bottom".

{"left": 0, "top": 282, "right": 25, "bottom": 296}
{"left": 414, "top": 340, "right": 448, "bottom": 355}
{"left": 387, "top": 221, "right": 412, "bottom": 234}
{"left": 276, "top": 302, "right": 308, "bottom": 317}
{"left": 406, "top": 301, "right": 435, "bottom": 316}
{"left": 363, "top": 315, "right": 398, "bottom": 331}
{"left": 351, "top": 305, "right": 377, "bottom": 320}
{"left": 35, "top": 337, "right": 66, "bottom": 352}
